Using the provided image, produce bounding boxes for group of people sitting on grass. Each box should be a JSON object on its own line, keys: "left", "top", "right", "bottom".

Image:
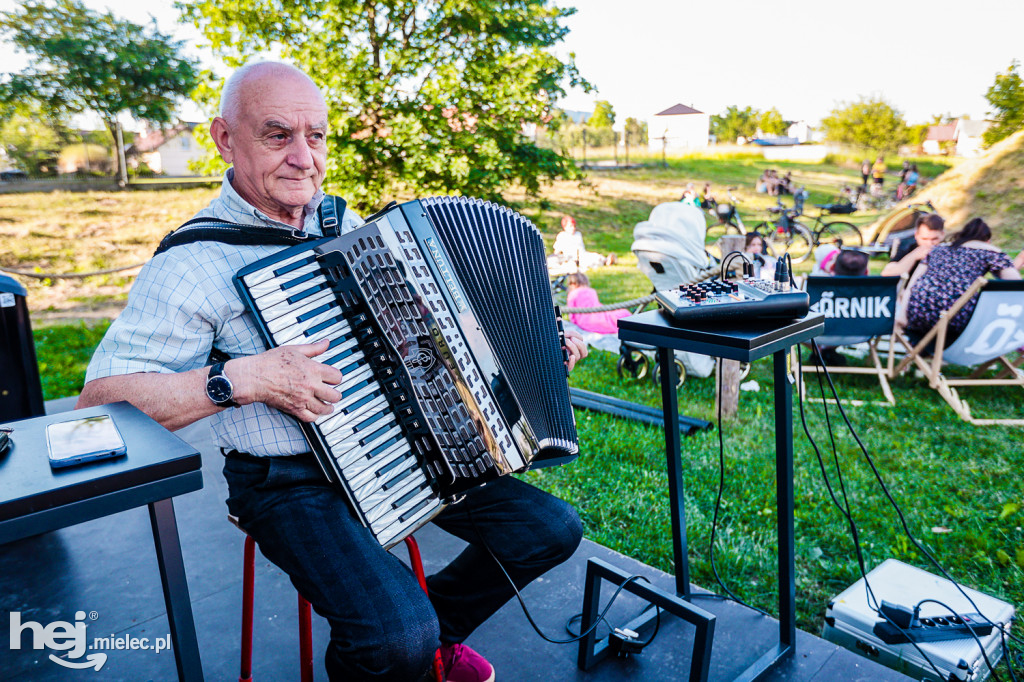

{"left": 755, "top": 169, "right": 794, "bottom": 196}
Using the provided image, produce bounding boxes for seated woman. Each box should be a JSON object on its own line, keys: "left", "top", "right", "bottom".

{"left": 903, "top": 218, "right": 1021, "bottom": 344}
{"left": 550, "top": 215, "right": 613, "bottom": 271}
{"left": 566, "top": 273, "right": 630, "bottom": 334}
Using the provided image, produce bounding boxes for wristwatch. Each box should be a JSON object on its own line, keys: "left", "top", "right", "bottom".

{"left": 206, "top": 362, "right": 239, "bottom": 408}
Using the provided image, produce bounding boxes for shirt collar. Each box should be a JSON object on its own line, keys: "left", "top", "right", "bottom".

{"left": 220, "top": 168, "right": 326, "bottom": 235}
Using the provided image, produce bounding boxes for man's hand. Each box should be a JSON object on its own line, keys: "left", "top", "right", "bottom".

{"left": 907, "top": 244, "right": 934, "bottom": 263}
{"left": 229, "top": 338, "right": 343, "bottom": 423}
{"left": 563, "top": 329, "right": 588, "bottom": 373}
{"left": 1015, "top": 251, "right": 1024, "bottom": 271}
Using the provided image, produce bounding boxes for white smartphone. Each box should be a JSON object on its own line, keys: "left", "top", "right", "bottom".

{"left": 46, "top": 414, "right": 127, "bottom": 469}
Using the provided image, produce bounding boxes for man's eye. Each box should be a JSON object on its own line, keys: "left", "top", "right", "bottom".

{"left": 269, "top": 133, "right": 288, "bottom": 141}
{"left": 310, "top": 133, "right": 326, "bottom": 142}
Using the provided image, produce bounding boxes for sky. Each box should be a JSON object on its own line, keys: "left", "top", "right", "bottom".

{"left": 1, "top": 0, "right": 1021, "bottom": 130}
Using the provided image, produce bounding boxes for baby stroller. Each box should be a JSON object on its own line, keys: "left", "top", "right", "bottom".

{"left": 618, "top": 203, "right": 718, "bottom": 387}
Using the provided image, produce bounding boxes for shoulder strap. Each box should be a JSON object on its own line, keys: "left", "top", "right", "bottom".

{"left": 154, "top": 194, "right": 349, "bottom": 256}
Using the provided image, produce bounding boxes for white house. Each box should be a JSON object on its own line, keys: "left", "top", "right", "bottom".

{"left": 922, "top": 119, "right": 991, "bottom": 157}
{"left": 129, "top": 122, "right": 206, "bottom": 176}
{"left": 648, "top": 103, "right": 709, "bottom": 152}
{"left": 954, "top": 119, "right": 990, "bottom": 158}
{"left": 787, "top": 121, "right": 816, "bottom": 143}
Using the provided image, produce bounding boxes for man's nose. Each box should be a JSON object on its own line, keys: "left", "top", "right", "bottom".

{"left": 287, "top": 138, "right": 315, "bottom": 169}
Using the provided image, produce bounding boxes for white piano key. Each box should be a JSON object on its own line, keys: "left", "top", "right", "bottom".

{"left": 363, "top": 474, "right": 425, "bottom": 524}
{"left": 320, "top": 413, "right": 397, "bottom": 452}
{"left": 267, "top": 296, "right": 340, "bottom": 335}
{"left": 338, "top": 436, "right": 407, "bottom": 478}
{"left": 277, "top": 318, "right": 350, "bottom": 346}
{"left": 375, "top": 497, "right": 442, "bottom": 547}
{"left": 259, "top": 287, "right": 335, "bottom": 324}
{"left": 348, "top": 448, "right": 417, "bottom": 498}
{"left": 367, "top": 485, "right": 434, "bottom": 528}
{"left": 242, "top": 253, "right": 315, "bottom": 288}
{"left": 247, "top": 263, "right": 323, "bottom": 300}
{"left": 311, "top": 336, "right": 359, "bottom": 364}
{"left": 316, "top": 392, "right": 386, "bottom": 434}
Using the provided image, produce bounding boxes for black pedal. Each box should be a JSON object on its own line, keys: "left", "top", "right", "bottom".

{"left": 873, "top": 612, "right": 995, "bottom": 644}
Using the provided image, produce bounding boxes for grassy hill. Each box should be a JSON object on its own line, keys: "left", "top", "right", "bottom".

{"left": 910, "top": 129, "right": 1024, "bottom": 247}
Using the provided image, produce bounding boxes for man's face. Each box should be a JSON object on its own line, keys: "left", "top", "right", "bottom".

{"left": 213, "top": 73, "right": 328, "bottom": 223}
{"left": 915, "top": 226, "right": 944, "bottom": 248}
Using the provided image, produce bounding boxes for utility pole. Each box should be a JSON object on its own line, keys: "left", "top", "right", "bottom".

{"left": 581, "top": 128, "right": 587, "bottom": 169}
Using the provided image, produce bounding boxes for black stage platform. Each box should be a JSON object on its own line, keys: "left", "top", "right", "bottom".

{"left": 0, "top": 397, "right": 909, "bottom": 681}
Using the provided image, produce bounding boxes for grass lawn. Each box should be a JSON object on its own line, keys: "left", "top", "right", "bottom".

{"left": 17, "top": 154, "right": 1022, "bottom": 659}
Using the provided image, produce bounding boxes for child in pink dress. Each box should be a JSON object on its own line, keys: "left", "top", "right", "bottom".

{"left": 566, "top": 273, "right": 630, "bottom": 334}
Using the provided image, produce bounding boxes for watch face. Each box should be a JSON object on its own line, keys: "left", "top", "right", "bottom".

{"left": 207, "top": 375, "right": 233, "bottom": 404}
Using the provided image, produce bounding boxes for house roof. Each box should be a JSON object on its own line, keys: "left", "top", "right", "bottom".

{"left": 129, "top": 122, "right": 200, "bottom": 154}
{"left": 654, "top": 103, "right": 704, "bottom": 116}
{"left": 925, "top": 122, "right": 957, "bottom": 142}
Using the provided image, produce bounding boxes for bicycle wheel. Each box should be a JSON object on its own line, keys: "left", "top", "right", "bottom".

{"left": 705, "top": 220, "right": 744, "bottom": 259}
{"left": 765, "top": 222, "right": 813, "bottom": 264}
{"left": 817, "top": 220, "right": 862, "bottom": 247}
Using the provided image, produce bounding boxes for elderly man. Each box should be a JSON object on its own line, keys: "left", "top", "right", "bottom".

{"left": 78, "top": 62, "right": 586, "bottom": 682}
{"left": 881, "top": 213, "right": 945, "bottom": 279}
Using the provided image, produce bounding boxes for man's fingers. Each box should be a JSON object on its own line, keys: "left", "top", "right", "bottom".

{"left": 297, "top": 338, "right": 332, "bottom": 358}
{"left": 313, "top": 384, "right": 342, "bottom": 404}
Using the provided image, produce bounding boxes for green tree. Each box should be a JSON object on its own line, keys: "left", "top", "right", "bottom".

{"left": 589, "top": 100, "right": 615, "bottom": 129}
{"left": 182, "top": 0, "right": 590, "bottom": 210}
{"left": 624, "top": 117, "right": 647, "bottom": 146}
{"left": 983, "top": 60, "right": 1024, "bottom": 147}
{"left": 757, "top": 107, "right": 787, "bottom": 136}
{"left": 0, "top": 0, "right": 199, "bottom": 181}
{"left": 710, "top": 105, "right": 759, "bottom": 143}
{"left": 0, "top": 103, "right": 65, "bottom": 175}
{"left": 820, "top": 96, "right": 909, "bottom": 155}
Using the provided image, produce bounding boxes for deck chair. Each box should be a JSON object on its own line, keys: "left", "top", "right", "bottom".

{"left": 893, "top": 278, "right": 1024, "bottom": 426}
{"left": 795, "top": 276, "right": 903, "bottom": 404}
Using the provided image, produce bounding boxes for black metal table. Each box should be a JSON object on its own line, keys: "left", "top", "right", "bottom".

{"left": 0, "top": 401, "right": 204, "bottom": 681}
{"left": 617, "top": 310, "right": 824, "bottom": 681}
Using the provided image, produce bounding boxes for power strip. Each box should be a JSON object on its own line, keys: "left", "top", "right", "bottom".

{"left": 873, "top": 613, "right": 995, "bottom": 645}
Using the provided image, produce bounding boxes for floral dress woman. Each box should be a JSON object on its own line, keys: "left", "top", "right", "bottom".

{"left": 904, "top": 244, "right": 1015, "bottom": 337}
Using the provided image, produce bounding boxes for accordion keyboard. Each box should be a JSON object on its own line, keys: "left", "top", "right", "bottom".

{"left": 240, "top": 249, "right": 442, "bottom": 548}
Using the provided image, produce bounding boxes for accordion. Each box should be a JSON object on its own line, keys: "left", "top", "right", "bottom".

{"left": 233, "top": 197, "right": 579, "bottom": 547}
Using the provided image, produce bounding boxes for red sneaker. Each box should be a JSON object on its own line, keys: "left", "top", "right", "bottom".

{"left": 440, "top": 642, "right": 495, "bottom": 682}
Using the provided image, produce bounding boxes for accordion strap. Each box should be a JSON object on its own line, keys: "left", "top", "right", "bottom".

{"left": 151, "top": 194, "right": 349, "bottom": 364}
{"left": 153, "top": 194, "right": 348, "bottom": 256}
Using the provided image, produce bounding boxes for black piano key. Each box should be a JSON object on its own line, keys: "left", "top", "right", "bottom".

{"left": 341, "top": 378, "right": 373, "bottom": 399}
{"left": 398, "top": 498, "right": 432, "bottom": 524}
{"left": 367, "top": 435, "right": 401, "bottom": 459}
{"left": 272, "top": 255, "right": 317, "bottom": 278}
{"left": 297, "top": 301, "right": 336, "bottom": 323}
{"left": 353, "top": 410, "right": 386, "bottom": 432}
{"left": 380, "top": 467, "right": 414, "bottom": 491}
{"left": 304, "top": 315, "right": 347, "bottom": 338}
{"left": 323, "top": 346, "right": 358, "bottom": 366}
{"left": 281, "top": 270, "right": 320, "bottom": 290}
{"left": 286, "top": 282, "right": 329, "bottom": 305}
{"left": 358, "top": 423, "right": 393, "bottom": 447}
{"left": 342, "top": 392, "right": 380, "bottom": 415}
{"left": 392, "top": 484, "right": 425, "bottom": 510}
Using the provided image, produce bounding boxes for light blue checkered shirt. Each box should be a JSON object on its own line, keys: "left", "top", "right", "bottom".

{"left": 85, "top": 170, "right": 362, "bottom": 456}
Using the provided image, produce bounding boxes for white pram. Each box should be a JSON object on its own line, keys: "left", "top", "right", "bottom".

{"left": 616, "top": 202, "right": 718, "bottom": 385}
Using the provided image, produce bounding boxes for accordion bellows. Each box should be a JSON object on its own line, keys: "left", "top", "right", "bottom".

{"left": 234, "top": 196, "right": 578, "bottom": 547}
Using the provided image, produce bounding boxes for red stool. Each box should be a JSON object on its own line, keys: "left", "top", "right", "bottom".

{"left": 232, "top": 516, "right": 444, "bottom": 682}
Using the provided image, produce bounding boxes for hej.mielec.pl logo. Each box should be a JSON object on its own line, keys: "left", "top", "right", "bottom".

{"left": 9, "top": 610, "right": 171, "bottom": 672}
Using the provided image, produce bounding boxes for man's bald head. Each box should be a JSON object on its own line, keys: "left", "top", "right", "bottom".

{"left": 210, "top": 62, "right": 329, "bottom": 227}
{"left": 219, "top": 62, "right": 326, "bottom": 126}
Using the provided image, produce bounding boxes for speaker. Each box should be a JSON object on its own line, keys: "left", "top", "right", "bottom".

{"left": 0, "top": 274, "right": 45, "bottom": 421}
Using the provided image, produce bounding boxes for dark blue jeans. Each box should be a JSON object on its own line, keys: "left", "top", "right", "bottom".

{"left": 223, "top": 452, "right": 582, "bottom": 681}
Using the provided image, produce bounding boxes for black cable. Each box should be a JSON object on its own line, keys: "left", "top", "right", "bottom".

{"left": 720, "top": 251, "right": 751, "bottom": 281}
{"left": 463, "top": 499, "right": 659, "bottom": 646}
{"left": 708, "top": 360, "right": 772, "bottom": 618}
{"left": 913, "top": 599, "right": 1014, "bottom": 682}
{"left": 795, "top": 355, "right": 949, "bottom": 680}
{"left": 810, "top": 339, "right": 1018, "bottom": 680}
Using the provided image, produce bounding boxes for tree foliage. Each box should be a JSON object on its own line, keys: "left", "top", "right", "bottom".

{"left": 710, "top": 105, "right": 759, "bottom": 143}
{"left": 181, "top": 0, "right": 590, "bottom": 210}
{"left": 0, "top": 103, "right": 66, "bottom": 174}
{"left": 624, "top": 117, "right": 647, "bottom": 146}
{"left": 589, "top": 100, "right": 615, "bottom": 129}
{"left": 983, "top": 60, "right": 1024, "bottom": 147}
{"left": 757, "top": 107, "right": 787, "bottom": 136}
{"left": 820, "top": 96, "right": 909, "bottom": 155}
{"left": 0, "top": 0, "right": 199, "bottom": 179}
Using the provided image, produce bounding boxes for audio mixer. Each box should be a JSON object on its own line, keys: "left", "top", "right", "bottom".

{"left": 655, "top": 279, "right": 810, "bottom": 323}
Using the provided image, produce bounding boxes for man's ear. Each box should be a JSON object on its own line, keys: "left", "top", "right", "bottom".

{"left": 210, "top": 117, "right": 234, "bottom": 164}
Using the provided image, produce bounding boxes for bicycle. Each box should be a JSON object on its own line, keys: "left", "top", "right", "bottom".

{"left": 754, "top": 199, "right": 814, "bottom": 264}
{"left": 802, "top": 199, "right": 863, "bottom": 248}
{"left": 702, "top": 187, "right": 750, "bottom": 258}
